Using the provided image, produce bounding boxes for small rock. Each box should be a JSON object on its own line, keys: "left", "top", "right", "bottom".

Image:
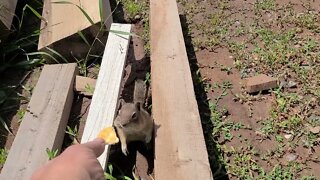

{"left": 308, "top": 126, "right": 320, "bottom": 134}
{"left": 285, "top": 153, "right": 297, "bottom": 162}
{"left": 286, "top": 81, "right": 297, "bottom": 88}
{"left": 245, "top": 74, "right": 278, "bottom": 93}
{"left": 301, "top": 65, "right": 312, "bottom": 70}
{"left": 284, "top": 134, "right": 292, "bottom": 139}
{"left": 294, "top": 44, "right": 301, "bottom": 48}
{"left": 134, "top": 14, "right": 141, "bottom": 20}
{"left": 234, "top": 21, "right": 241, "bottom": 26}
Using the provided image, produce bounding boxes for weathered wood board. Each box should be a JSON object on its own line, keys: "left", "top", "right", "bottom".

{"left": 0, "top": 0, "right": 18, "bottom": 39}
{"left": 81, "top": 23, "right": 132, "bottom": 169}
{"left": 150, "top": 0, "right": 213, "bottom": 179}
{"left": 0, "top": 64, "right": 78, "bottom": 180}
{"left": 38, "top": 0, "right": 113, "bottom": 61}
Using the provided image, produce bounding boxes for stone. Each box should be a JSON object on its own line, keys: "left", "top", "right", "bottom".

{"left": 134, "top": 14, "right": 141, "bottom": 20}
{"left": 286, "top": 81, "right": 297, "bottom": 88}
{"left": 245, "top": 74, "right": 278, "bottom": 93}
{"left": 285, "top": 153, "right": 297, "bottom": 162}
{"left": 308, "top": 126, "right": 320, "bottom": 134}
{"left": 284, "top": 134, "right": 292, "bottom": 139}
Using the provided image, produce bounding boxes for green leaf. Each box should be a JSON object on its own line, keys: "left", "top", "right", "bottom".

{"left": 124, "top": 176, "right": 133, "bottom": 180}
{"left": 20, "top": 4, "right": 46, "bottom": 29}
{"left": 13, "top": 59, "right": 43, "bottom": 68}
{"left": 104, "top": 173, "right": 116, "bottom": 180}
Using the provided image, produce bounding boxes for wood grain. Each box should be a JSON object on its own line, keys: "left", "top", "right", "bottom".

{"left": 0, "top": 0, "right": 18, "bottom": 40}
{"left": 150, "top": 0, "right": 213, "bottom": 179}
{"left": 38, "top": 0, "right": 112, "bottom": 50}
{"left": 0, "top": 64, "right": 78, "bottom": 180}
{"left": 81, "top": 23, "right": 132, "bottom": 169}
{"left": 0, "top": 0, "right": 17, "bottom": 29}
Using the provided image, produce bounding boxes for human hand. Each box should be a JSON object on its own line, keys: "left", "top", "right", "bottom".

{"left": 31, "top": 138, "right": 106, "bottom": 180}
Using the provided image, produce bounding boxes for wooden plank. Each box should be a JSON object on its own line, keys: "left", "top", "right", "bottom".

{"left": 81, "top": 23, "right": 132, "bottom": 169}
{"left": 0, "top": 0, "right": 18, "bottom": 39}
{"left": 0, "top": 64, "right": 78, "bottom": 180}
{"left": 74, "top": 75, "right": 96, "bottom": 96}
{"left": 150, "top": 0, "right": 213, "bottom": 179}
{"left": 38, "top": 0, "right": 113, "bottom": 59}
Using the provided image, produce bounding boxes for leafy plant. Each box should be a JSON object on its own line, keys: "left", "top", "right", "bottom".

{"left": 144, "top": 72, "right": 151, "bottom": 84}
{"left": 0, "top": 148, "right": 8, "bottom": 166}
{"left": 46, "top": 148, "right": 59, "bottom": 160}
{"left": 85, "top": 84, "right": 95, "bottom": 94}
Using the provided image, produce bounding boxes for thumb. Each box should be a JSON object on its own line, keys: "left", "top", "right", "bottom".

{"left": 83, "top": 138, "right": 106, "bottom": 157}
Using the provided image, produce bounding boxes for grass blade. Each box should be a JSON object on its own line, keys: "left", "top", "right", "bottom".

{"left": 76, "top": 4, "right": 95, "bottom": 25}
{"left": 109, "top": 30, "right": 138, "bottom": 37}
{"left": 13, "top": 59, "right": 44, "bottom": 68}
{"left": 20, "top": 4, "right": 47, "bottom": 29}
{"left": 44, "top": 47, "right": 69, "bottom": 63}
{"left": 0, "top": 116, "right": 12, "bottom": 134}
{"left": 99, "top": 0, "right": 104, "bottom": 24}
{"left": 77, "top": 31, "right": 90, "bottom": 47}
{"left": 26, "top": 52, "right": 60, "bottom": 64}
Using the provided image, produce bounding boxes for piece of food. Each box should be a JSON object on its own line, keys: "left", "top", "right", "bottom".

{"left": 98, "top": 126, "right": 119, "bottom": 144}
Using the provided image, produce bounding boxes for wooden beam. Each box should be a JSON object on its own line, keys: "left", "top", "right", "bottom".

{"left": 0, "top": 64, "right": 78, "bottom": 179}
{"left": 81, "top": 23, "right": 132, "bottom": 169}
{"left": 0, "top": 0, "right": 18, "bottom": 39}
{"left": 38, "top": 0, "right": 113, "bottom": 60}
{"left": 150, "top": 0, "right": 213, "bottom": 179}
{"left": 74, "top": 75, "right": 96, "bottom": 96}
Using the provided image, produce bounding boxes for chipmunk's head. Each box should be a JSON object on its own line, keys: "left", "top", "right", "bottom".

{"left": 114, "top": 99, "right": 141, "bottom": 129}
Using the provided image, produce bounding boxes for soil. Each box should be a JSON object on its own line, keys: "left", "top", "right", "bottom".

{"left": 179, "top": 0, "right": 320, "bottom": 179}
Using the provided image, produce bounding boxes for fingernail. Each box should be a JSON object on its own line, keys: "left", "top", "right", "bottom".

{"left": 94, "top": 138, "right": 106, "bottom": 145}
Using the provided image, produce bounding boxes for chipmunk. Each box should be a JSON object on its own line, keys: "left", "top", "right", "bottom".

{"left": 114, "top": 79, "right": 153, "bottom": 156}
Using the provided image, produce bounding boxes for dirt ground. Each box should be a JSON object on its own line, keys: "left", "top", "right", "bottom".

{"left": 178, "top": 0, "right": 320, "bottom": 179}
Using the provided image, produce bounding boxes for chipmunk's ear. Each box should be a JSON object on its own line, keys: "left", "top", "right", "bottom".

{"left": 118, "top": 99, "right": 125, "bottom": 109}
{"left": 135, "top": 102, "right": 141, "bottom": 111}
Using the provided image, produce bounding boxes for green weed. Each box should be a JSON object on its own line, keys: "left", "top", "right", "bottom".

{"left": 17, "top": 108, "right": 26, "bottom": 121}
{"left": 295, "top": 12, "right": 319, "bottom": 31}
{"left": 144, "top": 72, "right": 151, "bottom": 85}
{"left": 0, "top": 148, "right": 8, "bottom": 166}
{"left": 65, "top": 125, "right": 78, "bottom": 138}
{"left": 104, "top": 164, "right": 136, "bottom": 180}
{"left": 254, "top": 0, "right": 276, "bottom": 11}
{"left": 85, "top": 84, "right": 95, "bottom": 94}
{"left": 46, "top": 148, "right": 59, "bottom": 160}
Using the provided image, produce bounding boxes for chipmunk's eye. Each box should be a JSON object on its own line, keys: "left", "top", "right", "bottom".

{"left": 132, "top": 112, "right": 137, "bottom": 120}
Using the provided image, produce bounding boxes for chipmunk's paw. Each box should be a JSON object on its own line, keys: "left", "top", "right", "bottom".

{"left": 121, "top": 145, "right": 129, "bottom": 156}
